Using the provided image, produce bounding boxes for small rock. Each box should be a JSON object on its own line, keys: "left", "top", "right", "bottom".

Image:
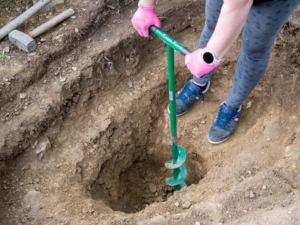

{"left": 22, "top": 165, "right": 30, "bottom": 171}
{"left": 71, "top": 67, "right": 77, "bottom": 71}
{"left": 27, "top": 52, "right": 36, "bottom": 57}
{"left": 20, "top": 93, "right": 27, "bottom": 99}
{"left": 246, "top": 101, "right": 252, "bottom": 108}
{"left": 262, "top": 185, "right": 267, "bottom": 190}
{"left": 200, "top": 120, "right": 206, "bottom": 124}
{"left": 174, "top": 202, "right": 180, "bottom": 207}
{"left": 81, "top": 207, "right": 88, "bottom": 215}
{"left": 71, "top": 16, "right": 76, "bottom": 19}
{"left": 210, "top": 88, "right": 216, "bottom": 93}
{"left": 40, "top": 38, "right": 46, "bottom": 42}
{"left": 75, "top": 28, "right": 79, "bottom": 33}
{"left": 60, "top": 77, "right": 67, "bottom": 82}
{"left": 35, "top": 137, "right": 51, "bottom": 159}
{"left": 147, "top": 147, "right": 155, "bottom": 155}
{"left": 181, "top": 201, "right": 191, "bottom": 209}
{"left": 149, "top": 183, "right": 156, "bottom": 193}
{"left": 195, "top": 222, "right": 201, "bottom": 225}
{"left": 156, "top": 196, "right": 163, "bottom": 202}
{"left": 148, "top": 215, "right": 165, "bottom": 223}
{"left": 266, "top": 137, "right": 272, "bottom": 142}
{"left": 250, "top": 191, "right": 255, "bottom": 198}
{"left": 108, "top": 106, "right": 114, "bottom": 113}
{"left": 285, "top": 145, "right": 294, "bottom": 156}
{"left": 217, "top": 223, "right": 223, "bottom": 225}
{"left": 192, "top": 127, "right": 199, "bottom": 134}
{"left": 172, "top": 213, "right": 182, "bottom": 220}
{"left": 243, "top": 210, "right": 248, "bottom": 213}
{"left": 3, "top": 46, "right": 9, "bottom": 54}
{"left": 160, "top": 167, "right": 167, "bottom": 172}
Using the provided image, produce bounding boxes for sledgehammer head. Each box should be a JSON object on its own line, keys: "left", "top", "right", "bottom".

{"left": 9, "top": 30, "right": 37, "bottom": 53}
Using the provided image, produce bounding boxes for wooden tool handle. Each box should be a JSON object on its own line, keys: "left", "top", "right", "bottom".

{"left": 29, "top": 8, "right": 75, "bottom": 38}
{"left": 0, "top": 0, "right": 52, "bottom": 41}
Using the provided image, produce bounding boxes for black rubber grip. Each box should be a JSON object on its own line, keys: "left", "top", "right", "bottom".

{"left": 149, "top": 25, "right": 157, "bottom": 34}
{"left": 180, "top": 47, "right": 192, "bottom": 56}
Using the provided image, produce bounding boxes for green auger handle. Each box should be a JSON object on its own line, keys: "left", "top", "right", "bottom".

{"left": 149, "top": 25, "right": 191, "bottom": 191}
{"left": 149, "top": 26, "right": 192, "bottom": 56}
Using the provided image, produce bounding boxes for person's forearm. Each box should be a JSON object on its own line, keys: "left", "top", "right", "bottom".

{"left": 207, "top": 0, "right": 253, "bottom": 60}
{"left": 138, "top": 0, "right": 156, "bottom": 7}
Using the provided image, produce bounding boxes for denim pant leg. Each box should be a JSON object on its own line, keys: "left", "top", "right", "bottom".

{"left": 225, "top": 0, "right": 300, "bottom": 108}
{"left": 193, "top": 0, "right": 223, "bottom": 85}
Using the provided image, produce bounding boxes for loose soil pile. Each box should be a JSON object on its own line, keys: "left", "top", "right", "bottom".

{"left": 0, "top": 0, "right": 300, "bottom": 225}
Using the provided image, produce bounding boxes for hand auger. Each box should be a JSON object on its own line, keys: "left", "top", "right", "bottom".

{"left": 149, "top": 25, "right": 192, "bottom": 191}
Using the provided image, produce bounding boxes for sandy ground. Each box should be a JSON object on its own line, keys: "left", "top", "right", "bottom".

{"left": 0, "top": 0, "right": 300, "bottom": 225}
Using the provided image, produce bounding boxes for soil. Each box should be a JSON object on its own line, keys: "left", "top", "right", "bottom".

{"left": 0, "top": 0, "right": 300, "bottom": 225}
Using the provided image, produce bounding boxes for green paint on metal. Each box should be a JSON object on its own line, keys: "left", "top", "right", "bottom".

{"left": 150, "top": 25, "right": 188, "bottom": 191}
{"left": 167, "top": 45, "right": 177, "bottom": 137}
{"left": 151, "top": 28, "right": 185, "bottom": 53}
{"left": 164, "top": 42, "right": 187, "bottom": 191}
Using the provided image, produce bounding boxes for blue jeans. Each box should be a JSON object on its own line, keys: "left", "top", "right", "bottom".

{"left": 193, "top": 0, "right": 300, "bottom": 108}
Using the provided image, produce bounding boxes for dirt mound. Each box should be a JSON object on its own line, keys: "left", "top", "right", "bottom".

{"left": 0, "top": 0, "right": 300, "bottom": 225}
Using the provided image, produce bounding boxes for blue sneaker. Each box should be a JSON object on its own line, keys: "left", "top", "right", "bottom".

{"left": 172, "top": 80, "right": 210, "bottom": 116}
{"left": 208, "top": 102, "right": 242, "bottom": 144}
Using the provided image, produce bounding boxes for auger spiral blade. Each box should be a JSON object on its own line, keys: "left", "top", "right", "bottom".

{"left": 166, "top": 165, "right": 187, "bottom": 187}
{"left": 165, "top": 145, "right": 187, "bottom": 170}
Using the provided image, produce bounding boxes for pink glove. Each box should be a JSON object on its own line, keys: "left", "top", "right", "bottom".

{"left": 185, "top": 48, "right": 220, "bottom": 78}
{"left": 131, "top": 6, "right": 161, "bottom": 37}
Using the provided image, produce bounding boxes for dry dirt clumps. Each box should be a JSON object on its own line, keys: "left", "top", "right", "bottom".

{"left": 0, "top": 0, "right": 300, "bottom": 225}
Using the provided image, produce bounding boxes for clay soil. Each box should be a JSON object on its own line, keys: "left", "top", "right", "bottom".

{"left": 0, "top": 0, "right": 300, "bottom": 225}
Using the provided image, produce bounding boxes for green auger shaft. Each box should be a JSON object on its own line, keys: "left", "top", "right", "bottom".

{"left": 150, "top": 26, "right": 190, "bottom": 191}
{"left": 166, "top": 45, "right": 187, "bottom": 191}
{"left": 167, "top": 45, "right": 177, "bottom": 140}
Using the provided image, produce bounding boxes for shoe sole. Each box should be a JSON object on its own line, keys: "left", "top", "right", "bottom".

{"left": 207, "top": 135, "right": 230, "bottom": 145}
{"left": 167, "top": 107, "right": 188, "bottom": 117}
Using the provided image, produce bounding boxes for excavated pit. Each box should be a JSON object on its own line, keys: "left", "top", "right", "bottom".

{"left": 58, "top": 2, "right": 209, "bottom": 215}
{"left": 90, "top": 143, "right": 206, "bottom": 213}
{"left": 71, "top": 33, "right": 208, "bottom": 212}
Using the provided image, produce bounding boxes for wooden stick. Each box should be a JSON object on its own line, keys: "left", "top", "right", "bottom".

{"left": 29, "top": 8, "right": 75, "bottom": 38}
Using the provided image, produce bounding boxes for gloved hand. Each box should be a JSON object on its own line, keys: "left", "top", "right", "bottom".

{"left": 131, "top": 6, "right": 161, "bottom": 37}
{"left": 185, "top": 48, "right": 220, "bottom": 78}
